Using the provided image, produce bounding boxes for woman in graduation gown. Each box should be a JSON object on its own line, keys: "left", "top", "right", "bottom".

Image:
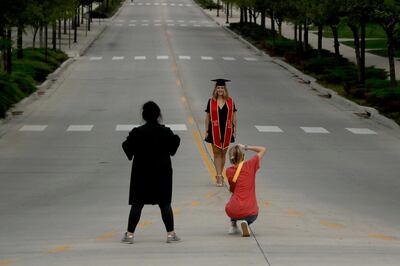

{"left": 204, "top": 79, "right": 237, "bottom": 186}
{"left": 121, "top": 101, "right": 181, "bottom": 243}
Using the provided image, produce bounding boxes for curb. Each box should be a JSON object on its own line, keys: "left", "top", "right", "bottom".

{"left": 200, "top": 6, "right": 399, "bottom": 131}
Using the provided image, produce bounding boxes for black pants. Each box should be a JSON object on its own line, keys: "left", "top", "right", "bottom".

{"left": 127, "top": 203, "right": 174, "bottom": 233}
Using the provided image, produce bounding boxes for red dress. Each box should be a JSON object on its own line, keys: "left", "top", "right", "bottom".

{"left": 225, "top": 155, "right": 260, "bottom": 219}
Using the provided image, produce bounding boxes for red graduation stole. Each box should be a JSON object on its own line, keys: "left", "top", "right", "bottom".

{"left": 210, "top": 97, "right": 234, "bottom": 150}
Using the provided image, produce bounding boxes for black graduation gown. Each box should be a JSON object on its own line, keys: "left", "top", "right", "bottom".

{"left": 122, "top": 122, "right": 180, "bottom": 205}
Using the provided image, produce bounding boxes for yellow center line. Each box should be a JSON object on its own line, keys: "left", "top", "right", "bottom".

{"left": 48, "top": 245, "right": 71, "bottom": 254}
{"left": 320, "top": 220, "right": 345, "bottom": 229}
{"left": 191, "top": 128, "right": 216, "bottom": 182}
{"left": 176, "top": 79, "right": 182, "bottom": 88}
{"left": 187, "top": 116, "right": 194, "bottom": 125}
{"left": 191, "top": 200, "right": 201, "bottom": 206}
{"left": 204, "top": 191, "right": 215, "bottom": 198}
{"left": 287, "top": 209, "right": 305, "bottom": 218}
{"left": 96, "top": 230, "right": 118, "bottom": 241}
{"left": 0, "top": 259, "right": 15, "bottom": 266}
{"left": 368, "top": 233, "right": 396, "bottom": 241}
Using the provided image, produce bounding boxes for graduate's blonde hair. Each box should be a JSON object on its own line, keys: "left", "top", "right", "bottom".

{"left": 212, "top": 85, "right": 229, "bottom": 99}
{"left": 229, "top": 145, "right": 245, "bottom": 165}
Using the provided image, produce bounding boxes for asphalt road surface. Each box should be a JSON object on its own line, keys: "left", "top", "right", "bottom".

{"left": 0, "top": 1, "right": 399, "bottom": 265}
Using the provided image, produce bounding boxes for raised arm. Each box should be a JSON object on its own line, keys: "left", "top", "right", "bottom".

{"left": 239, "top": 144, "right": 266, "bottom": 160}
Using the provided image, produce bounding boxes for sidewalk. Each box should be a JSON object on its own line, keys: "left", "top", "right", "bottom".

{"left": 204, "top": 5, "right": 400, "bottom": 79}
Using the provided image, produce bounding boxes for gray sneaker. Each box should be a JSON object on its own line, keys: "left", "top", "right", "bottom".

{"left": 121, "top": 232, "right": 134, "bottom": 244}
{"left": 166, "top": 234, "right": 181, "bottom": 243}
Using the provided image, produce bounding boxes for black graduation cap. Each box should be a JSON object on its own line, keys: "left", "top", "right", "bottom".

{"left": 211, "top": 78, "right": 231, "bottom": 86}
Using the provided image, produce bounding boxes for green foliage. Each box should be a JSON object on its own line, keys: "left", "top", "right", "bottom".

{"left": 91, "top": 0, "right": 123, "bottom": 18}
{"left": 194, "top": 0, "right": 220, "bottom": 9}
{"left": 0, "top": 48, "right": 67, "bottom": 118}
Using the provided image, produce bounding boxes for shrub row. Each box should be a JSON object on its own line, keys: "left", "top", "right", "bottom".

{"left": 194, "top": 0, "right": 220, "bottom": 9}
{"left": 0, "top": 48, "right": 68, "bottom": 118}
{"left": 91, "top": 0, "right": 124, "bottom": 18}
{"left": 229, "top": 22, "right": 400, "bottom": 125}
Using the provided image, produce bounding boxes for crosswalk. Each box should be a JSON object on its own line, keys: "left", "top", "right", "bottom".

{"left": 17, "top": 124, "right": 378, "bottom": 135}
{"left": 127, "top": 2, "right": 193, "bottom": 7}
{"left": 85, "top": 55, "right": 260, "bottom": 62}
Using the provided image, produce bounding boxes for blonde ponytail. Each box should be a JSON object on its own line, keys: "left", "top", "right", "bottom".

{"left": 229, "top": 145, "right": 245, "bottom": 165}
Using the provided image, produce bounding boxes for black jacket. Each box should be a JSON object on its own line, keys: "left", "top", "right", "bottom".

{"left": 122, "top": 122, "right": 180, "bottom": 204}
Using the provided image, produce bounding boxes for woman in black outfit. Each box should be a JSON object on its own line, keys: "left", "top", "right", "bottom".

{"left": 121, "top": 101, "right": 181, "bottom": 244}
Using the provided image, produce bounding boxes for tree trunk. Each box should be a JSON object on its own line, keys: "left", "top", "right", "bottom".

{"left": 261, "top": 9, "right": 266, "bottom": 29}
{"left": 52, "top": 22, "right": 57, "bottom": 50}
{"left": 304, "top": 19, "right": 309, "bottom": 50}
{"left": 39, "top": 25, "right": 43, "bottom": 48}
{"left": 45, "top": 25, "right": 48, "bottom": 61}
{"left": 385, "top": 25, "right": 397, "bottom": 86}
{"left": 59, "top": 19, "right": 62, "bottom": 50}
{"left": 64, "top": 18, "right": 67, "bottom": 34}
{"left": 318, "top": 24, "right": 323, "bottom": 56}
{"left": 360, "top": 21, "right": 366, "bottom": 85}
{"left": 278, "top": 20, "right": 282, "bottom": 35}
{"left": 269, "top": 11, "right": 274, "bottom": 32}
{"left": 240, "top": 8, "right": 244, "bottom": 24}
{"left": 74, "top": 9, "right": 78, "bottom": 43}
{"left": 350, "top": 25, "right": 362, "bottom": 83}
{"left": 32, "top": 27, "right": 39, "bottom": 50}
{"left": 17, "top": 27, "right": 23, "bottom": 59}
{"left": 6, "top": 29, "right": 12, "bottom": 73}
{"left": 331, "top": 25, "right": 340, "bottom": 58}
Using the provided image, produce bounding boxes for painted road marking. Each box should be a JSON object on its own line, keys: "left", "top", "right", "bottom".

{"left": 0, "top": 259, "right": 15, "bottom": 265}
{"left": 134, "top": 56, "right": 146, "bottom": 60}
{"left": 287, "top": 209, "right": 305, "bottom": 218}
{"left": 48, "top": 245, "right": 71, "bottom": 254}
{"left": 301, "top": 127, "right": 330, "bottom": 134}
{"left": 128, "top": 24, "right": 136, "bottom": 27}
{"left": 201, "top": 56, "right": 214, "bottom": 60}
{"left": 244, "top": 57, "right": 258, "bottom": 61}
{"left": 116, "top": 124, "right": 140, "bottom": 131}
{"left": 89, "top": 56, "right": 103, "bottom": 61}
{"left": 255, "top": 125, "right": 283, "bottom": 133}
{"left": 222, "top": 57, "right": 236, "bottom": 61}
{"left": 320, "top": 220, "right": 345, "bottom": 229}
{"left": 130, "top": 20, "right": 137, "bottom": 22}
{"left": 154, "top": 23, "right": 162, "bottom": 26}
{"left": 180, "top": 24, "right": 187, "bottom": 27}
{"left": 368, "top": 233, "right": 396, "bottom": 241}
{"left": 19, "top": 125, "right": 48, "bottom": 131}
{"left": 112, "top": 56, "right": 124, "bottom": 60}
{"left": 194, "top": 24, "right": 201, "bottom": 27}
{"left": 178, "top": 20, "right": 185, "bottom": 23}
{"left": 67, "top": 125, "right": 93, "bottom": 132}
{"left": 142, "top": 20, "right": 149, "bottom": 22}
{"left": 157, "top": 55, "right": 169, "bottom": 60}
{"left": 166, "top": 124, "right": 188, "bottom": 131}
{"left": 346, "top": 128, "right": 377, "bottom": 134}
{"left": 191, "top": 201, "right": 201, "bottom": 206}
{"left": 141, "top": 24, "right": 149, "bottom": 26}
{"left": 167, "top": 23, "right": 175, "bottom": 26}
{"left": 96, "top": 230, "right": 118, "bottom": 241}
{"left": 179, "top": 55, "right": 191, "bottom": 60}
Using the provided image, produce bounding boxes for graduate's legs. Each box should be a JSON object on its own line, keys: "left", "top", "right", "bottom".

{"left": 158, "top": 203, "right": 174, "bottom": 232}
{"left": 212, "top": 145, "right": 224, "bottom": 185}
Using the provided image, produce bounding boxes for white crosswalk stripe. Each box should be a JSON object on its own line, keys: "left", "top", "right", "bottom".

{"left": 166, "top": 124, "right": 188, "bottom": 131}
{"left": 244, "top": 57, "right": 258, "bottom": 61}
{"left": 19, "top": 125, "right": 48, "bottom": 131}
{"left": 222, "top": 57, "right": 236, "bottom": 61}
{"left": 134, "top": 56, "right": 146, "bottom": 60}
{"left": 112, "top": 56, "right": 124, "bottom": 60}
{"left": 89, "top": 56, "right": 103, "bottom": 61}
{"left": 157, "top": 55, "right": 169, "bottom": 60}
{"left": 201, "top": 56, "right": 214, "bottom": 60}
{"left": 67, "top": 125, "right": 94, "bottom": 132}
{"left": 255, "top": 126, "right": 283, "bottom": 133}
{"left": 179, "top": 56, "right": 191, "bottom": 60}
{"left": 346, "top": 128, "right": 377, "bottom": 134}
{"left": 301, "top": 127, "right": 330, "bottom": 134}
{"left": 116, "top": 124, "right": 187, "bottom": 131}
{"left": 116, "top": 124, "right": 140, "bottom": 131}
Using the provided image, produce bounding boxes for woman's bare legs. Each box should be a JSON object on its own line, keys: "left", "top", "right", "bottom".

{"left": 212, "top": 145, "right": 228, "bottom": 186}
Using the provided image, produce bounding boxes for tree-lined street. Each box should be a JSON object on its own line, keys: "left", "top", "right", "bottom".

{"left": 0, "top": 0, "right": 400, "bottom": 265}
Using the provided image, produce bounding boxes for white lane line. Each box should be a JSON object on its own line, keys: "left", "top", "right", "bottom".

{"left": 244, "top": 57, "right": 258, "bottom": 61}
{"left": 154, "top": 23, "right": 162, "bottom": 26}
{"left": 137, "top": 3, "right": 143, "bottom": 5}
{"left": 134, "top": 56, "right": 146, "bottom": 60}
{"left": 142, "top": 20, "right": 149, "bottom": 22}
{"left": 112, "top": 56, "right": 124, "bottom": 60}
{"left": 157, "top": 55, "right": 169, "bottom": 60}
{"left": 201, "top": 56, "right": 214, "bottom": 60}
{"left": 179, "top": 56, "right": 191, "bottom": 60}
{"left": 130, "top": 20, "right": 137, "bottom": 22}
{"left": 116, "top": 124, "right": 140, "bottom": 131}
{"left": 180, "top": 24, "right": 187, "bottom": 27}
{"left": 19, "top": 125, "right": 48, "bottom": 131}
{"left": 300, "top": 127, "right": 330, "bottom": 134}
{"left": 129, "top": 3, "right": 135, "bottom": 5}
{"left": 186, "top": 4, "right": 192, "bottom": 6}
{"left": 146, "top": 3, "right": 151, "bottom": 5}
{"left": 170, "top": 3, "right": 175, "bottom": 6}
{"left": 190, "top": 20, "right": 197, "bottom": 23}
{"left": 178, "top": 4, "right": 183, "bottom": 6}
{"left": 154, "top": 3, "right": 160, "bottom": 5}
{"left": 194, "top": 24, "right": 201, "bottom": 27}
{"left": 117, "top": 19, "right": 125, "bottom": 23}
{"left": 346, "top": 128, "right": 377, "bottom": 135}
{"left": 67, "top": 125, "right": 94, "bottom": 132}
{"left": 255, "top": 126, "right": 283, "bottom": 133}
{"left": 162, "top": 3, "right": 167, "bottom": 6}
{"left": 166, "top": 124, "right": 188, "bottom": 131}
{"left": 154, "top": 19, "right": 162, "bottom": 22}
{"left": 167, "top": 24, "right": 175, "bottom": 26}
{"left": 178, "top": 20, "right": 185, "bottom": 23}
{"left": 222, "top": 57, "right": 236, "bottom": 61}
{"left": 115, "top": 24, "right": 123, "bottom": 26}
{"left": 128, "top": 24, "right": 136, "bottom": 27}
{"left": 89, "top": 56, "right": 103, "bottom": 61}
{"left": 141, "top": 24, "right": 149, "bottom": 26}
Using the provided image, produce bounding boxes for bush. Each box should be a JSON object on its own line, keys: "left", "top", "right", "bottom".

{"left": 0, "top": 72, "right": 25, "bottom": 118}
{"left": 11, "top": 72, "right": 37, "bottom": 95}
{"left": 367, "top": 87, "right": 400, "bottom": 112}
{"left": 13, "top": 60, "right": 53, "bottom": 82}
{"left": 195, "top": 0, "right": 220, "bottom": 9}
{"left": 321, "top": 66, "right": 358, "bottom": 85}
{"left": 365, "top": 67, "right": 388, "bottom": 80}
{"left": 303, "top": 57, "right": 339, "bottom": 75}
{"left": 365, "top": 79, "right": 392, "bottom": 89}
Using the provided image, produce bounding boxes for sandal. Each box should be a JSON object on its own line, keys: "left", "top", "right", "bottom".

{"left": 216, "top": 175, "right": 224, "bottom": 187}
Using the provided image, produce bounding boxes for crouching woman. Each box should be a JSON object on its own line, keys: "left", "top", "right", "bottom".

{"left": 225, "top": 144, "right": 266, "bottom": 237}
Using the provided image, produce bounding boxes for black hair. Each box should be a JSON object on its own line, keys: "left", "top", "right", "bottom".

{"left": 142, "top": 101, "right": 162, "bottom": 124}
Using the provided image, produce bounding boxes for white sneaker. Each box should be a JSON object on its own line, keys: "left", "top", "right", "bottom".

{"left": 239, "top": 220, "right": 250, "bottom": 237}
{"left": 228, "top": 224, "right": 240, "bottom": 235}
